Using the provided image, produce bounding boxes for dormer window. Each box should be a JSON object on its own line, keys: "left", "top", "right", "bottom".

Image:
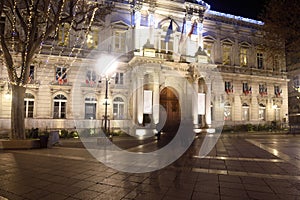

{"left": 240, "top": 47, "right": 248, "bottom": 67}
{"left": 257, "top": 51, "right": 264, "bottom": 69}
{"left": 114, "top": 31, "right": 126, "bottom": 52}
{"left": 222, "top": 44, "right": 232, "bottom": 65}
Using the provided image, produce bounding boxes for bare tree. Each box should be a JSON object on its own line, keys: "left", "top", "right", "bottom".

{"left": 0, "top": 0, "right": 113, "bottom": 139}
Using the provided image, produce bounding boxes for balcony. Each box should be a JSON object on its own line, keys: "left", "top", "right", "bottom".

{"left": 217, "top": 65, "right": 287, "bottom": 78}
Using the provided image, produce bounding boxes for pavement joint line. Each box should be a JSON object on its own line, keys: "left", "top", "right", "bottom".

{"left": 193, "top": 155, "right": 284, "bottom": 163}
{"left": 9, "top": 148, "right": 300, "bottom": 181}
{"left": 125, "top": 140, "right": 157, "bottom": 151}
{"left": 192, "top": 167, "right": 300, "bottom": 180}
{"left": 8, "top": 149, "right": 99, "bottom": 162}
{"left": 246, "top": 139, "right": 300, "bottom": 169}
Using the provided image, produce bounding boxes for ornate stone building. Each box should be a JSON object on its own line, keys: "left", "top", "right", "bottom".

{"left": 0, "top": 0, "right": 289, "bottom": 134}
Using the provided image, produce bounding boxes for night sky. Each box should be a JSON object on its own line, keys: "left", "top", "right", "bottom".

{"left": 205, "top": 0, "right": 268, "bottom": 20}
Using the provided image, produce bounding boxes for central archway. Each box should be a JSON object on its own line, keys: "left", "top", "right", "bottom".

{"left": 159, "top": 87, "right": 181, "bottom": 133}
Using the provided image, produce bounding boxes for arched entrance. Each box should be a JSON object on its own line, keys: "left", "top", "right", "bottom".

{"left": 159, "top": 87, "right": 181, "bottom": 132}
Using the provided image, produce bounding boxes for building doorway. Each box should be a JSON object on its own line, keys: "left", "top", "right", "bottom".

{"left": 159, "top": 87, "right": 181, "bottom": 133}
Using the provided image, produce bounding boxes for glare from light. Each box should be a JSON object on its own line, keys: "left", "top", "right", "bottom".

{"left": 136, "top": 129, "right": 146, "bottom": 137}
{"left": 4, "top": 92, "right": 11, "bottom": 100}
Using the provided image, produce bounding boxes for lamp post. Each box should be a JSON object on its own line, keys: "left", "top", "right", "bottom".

{"left": 97, "top": 54, "right": 118, "bottom": 135}
{"left": 104, "top": 76, "right": 109, "bottom": 134}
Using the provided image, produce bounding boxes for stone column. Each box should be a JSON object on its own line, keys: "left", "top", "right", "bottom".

{"left": 153, "top": 73, "right": 160, "bottom": 125}
{"left": 198, "top": 22, "right": 204, "bottom": 49}
{"left": 205, "top": 82, "right": 212, "bottom": 127}
{"left": 132, "top": 77, "right": 137, "bottom": 124}
{"left": 137, "top": 75, "right": 144, "bottom": 124}
{"left": 192, "top": 79, "right": 199, "bottom": 125}
{"left": 148, "top": 8, "right": 155, "bottom": 45}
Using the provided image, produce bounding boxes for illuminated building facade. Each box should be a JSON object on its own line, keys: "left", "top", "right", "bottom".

{"left": 0, "top": 0, "right": 288, "bottom": 133}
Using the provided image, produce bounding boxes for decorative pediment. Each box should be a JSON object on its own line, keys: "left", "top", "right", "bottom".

{"left": 240, "top": 95, "right": 252, "bottom": 104}
{"left": 203, "top": 33, "right": 216, "bottom": 40}
{"left": 111, "top": 20, "right": 130, "bottom": 30}
{"left": 50, "top": 85, "right": 72, "bottom": 94}
{"left": 257, "top": 96, "right": 268, "bottom": 105}
{"left": 223, "top": 94, "right": 234, "bottom": 104}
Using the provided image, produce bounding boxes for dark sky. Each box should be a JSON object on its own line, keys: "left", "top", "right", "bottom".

{"left": 205, "top": 0, "right": 267, "bottom": 20}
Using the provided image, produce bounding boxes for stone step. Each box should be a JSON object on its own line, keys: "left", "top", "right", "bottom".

{"left": 0, "top": 130, "right": 9, "bottom": 139}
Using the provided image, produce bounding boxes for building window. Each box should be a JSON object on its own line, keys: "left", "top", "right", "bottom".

{"left": 24, "top": 93, "right": 34, "bottom": 118}
{"left": 53, "top": 94, "right": 67, "bottom": 119}
{"left": 114, "top": 31, "right": 126, "bottom": 51}
{"left": 203, "top": 42, "right": 213, "bottom": 58}
{"left": 259, "top": 103, "right": 266, "bottom": 121}
{"left": 274, "top": 85, "right": 282, "bottom": 97}
{"left": 222, "top": 45, "right": 231, "bottom": 65}
{"left": 240, "top": 47, "right": 248, "bottom": 67}
{"left": 243, "top": 82, "right": 252, "bottom": 95}
{"left": 55, "top": 66, "right": 68, "bottom": 85}
{"left": 259, "top": 84, "right": 268, "bottom": 96}
{"left": 224, "top": 102, "right": 232, "bottom": 121}
{"left": 113, "top": 97, "right": 124, "bottom": 120}
{"left": 58, "top": 23, "right": 70, "bottom": 46}
{"left": 86, "top": 70, "right": 97, "bottom": 86}
{"left": 274, "top": 106, "right": 280, "bottom": 121}
{"left": 161, "top": 36, "right": 174, "bottom": 53}
{"left": 257, "top": 51, "right": 264, "bottom": 69}
{"left": 28, "top": 65, "right": 35, "bottom": 83}
{"left": 225, "top": 81, "right": 233, "bottom": 93}
{"left": 85, "top": 97, "right": 97, "bottom": 119}
{"left": 115, "top": 72, "right": 124, "bottom": 85}
{"left": 242, "top": 103, "right": 250, "bottom": 121}
{"left": 87, "top": 28, "right": 99, "bottom": 49}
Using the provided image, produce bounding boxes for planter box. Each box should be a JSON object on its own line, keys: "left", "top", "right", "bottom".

{"left": 0, "top": 139, "right": 40, "bottom": 150}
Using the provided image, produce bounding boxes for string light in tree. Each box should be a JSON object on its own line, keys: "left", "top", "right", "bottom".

{"left": 58, "top": 1, "right": 80, "bottom": 58}
{"left": 11, "top": 0, "right": 17, "bottom": 54}
{"left": 20, "top": 0, "right": 34, "bottom": 86}
{"left": 65, "top": 1, "right": 97, "bottom": 62}
{"left": 37, "top": 2, "right": 52, "bottom": 56}
{"left": 70, "top": 5, "right": 98, "bottom": 67}
{"left": 44, "top": 0, "right": 67, "bottom": 68}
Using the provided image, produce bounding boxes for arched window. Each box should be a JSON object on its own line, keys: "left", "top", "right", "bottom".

{"left": 24, "top": 93, "right": 34, "bottom": 118}
{"left": 240, "top": 47, "right": 248, "bottom": 67}
{"left": 113, "top": 97, "right": 124, "bottom": 120}
{"left": 224, "top": 102, "right": 232, "bottom": 121}
{"left": 85, "top": 97, "right": 97, "bottom": 119}
{"left": 53, "top": 94, "right": 67, "bottom": 119}
{"left": 222, "top": 40, "right": 233, "bottom": 65}
{"left": 242, "top": 103, "right": 250, "bottom": 121}
{"left": 259, "top": 103, "right": 266, "bottom": 121}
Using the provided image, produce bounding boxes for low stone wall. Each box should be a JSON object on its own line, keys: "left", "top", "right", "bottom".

{"left": 0, "top": 139, "right": 40, "bottom": 150}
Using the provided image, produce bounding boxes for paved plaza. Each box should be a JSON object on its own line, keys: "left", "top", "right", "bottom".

{"left": 0, "top": 132, "right": 300, "bottom": 200}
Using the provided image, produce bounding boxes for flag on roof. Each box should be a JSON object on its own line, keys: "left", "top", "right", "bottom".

{"left": 179, "top": 17, "right": 186, "bottom": 44}
{"left": 164, "top": 19, "right": 173, "bottom": 43}
{"left": 188, "top": 21, "right": 197, "bottom": 37}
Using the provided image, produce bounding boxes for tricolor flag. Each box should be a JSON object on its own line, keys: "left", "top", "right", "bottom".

{"left": 188, "top": 21, "right": 197, "bottom": 37}
{"left": 164, "top": 19, "right": 173, "bottom": 43}
{"left": 178, "top": 18, "right": 187, "bottom": 53}
{"left": 179, "top": 18, "right": 186, "bottom": 43}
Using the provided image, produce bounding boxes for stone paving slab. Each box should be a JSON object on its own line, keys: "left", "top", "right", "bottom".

{"left": 0, "top": 133, "right": 300, "bottom": 199}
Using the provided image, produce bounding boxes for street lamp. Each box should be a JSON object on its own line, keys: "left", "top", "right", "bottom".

{"left": 96, "top": 55, "right": 118, "bottom": 135}
{"left": 103, "top": 76, "right": 109, "bottom": 134}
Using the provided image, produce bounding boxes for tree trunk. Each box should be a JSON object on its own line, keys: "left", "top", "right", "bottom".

{"left": 10, "top": 85, "right": 26, "bottom": 140}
